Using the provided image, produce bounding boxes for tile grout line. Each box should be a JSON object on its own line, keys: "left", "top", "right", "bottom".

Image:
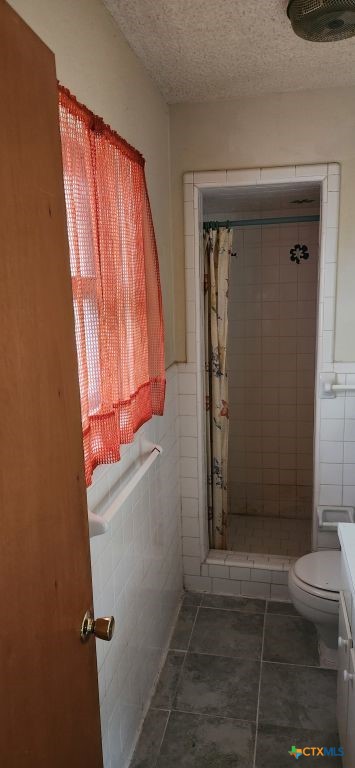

{"left": 151, "top": 710, "right": 171, "bottom": 768}
{"left": 169, "top": 602, "right": 201, "bottom": 712}
{"left": 151, "top": 600, "right": 202, "bottom": 768}
{"left": 252, "top": 602, "right": 267, "bottom": 768}
{"left": 170, "top": 706, "right": 256, "bottom": 724}
{"left": 185, "top": 602, "right": 201, "bottom": 653}
{"left": 262, "top": 659, "right": 325, "bottom": 671}
{"left": 166, "top": 649, "right": 263, "bottom": 662}
{"left": 150, "top": 704, "right": 256, "bottom": 725}
{"left": 185, "top": 599, "right": 297, "bottom": 619}
{"left": 194, "top": 605, "right": 266, "bottom": 616}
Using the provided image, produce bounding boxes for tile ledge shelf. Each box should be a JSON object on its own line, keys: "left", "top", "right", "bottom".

{"left": 206, "top": 549, "right": 296, "bottom": 572}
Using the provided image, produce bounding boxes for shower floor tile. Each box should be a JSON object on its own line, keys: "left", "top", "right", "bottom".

{"left": 228, "top": 514, "right": 311, "bottom": 557}
{"left": 130, "top": 593, "right": 339, "bottom": 768}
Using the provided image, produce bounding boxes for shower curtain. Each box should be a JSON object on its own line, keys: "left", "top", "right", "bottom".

{"left": 204, "top": 226, "right": 232, "bottom": 550}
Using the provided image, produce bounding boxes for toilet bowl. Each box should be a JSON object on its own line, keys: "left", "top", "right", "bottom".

{"left": 288, "top": 550, "right": 341, "bottom": 649}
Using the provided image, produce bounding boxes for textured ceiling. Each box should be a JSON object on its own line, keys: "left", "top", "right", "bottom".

{"left": 103, "top": 0, "right": 355, "bottom": 103}
{"left": 203, "top": 182, "right": 321, "bottom": 214}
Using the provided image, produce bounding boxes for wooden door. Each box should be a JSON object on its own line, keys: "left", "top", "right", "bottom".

{"left": 0, "top": 2, "right": 103, "bottom": 766}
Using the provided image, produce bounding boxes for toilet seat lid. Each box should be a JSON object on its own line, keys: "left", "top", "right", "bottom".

{"left": 294, "top": 550, "right": 341, "bottom": 593}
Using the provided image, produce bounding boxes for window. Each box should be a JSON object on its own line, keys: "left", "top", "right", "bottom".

{"left": 58, "top": 86, "right": 165, "bottom": 485}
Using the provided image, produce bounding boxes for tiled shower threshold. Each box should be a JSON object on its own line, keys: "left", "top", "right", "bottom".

{"left": 207, "top": 549, "right": 295, "bottom": 571}
{"left": 184, "top": 549, "right": 296, "bottom": 602}
{"left": 201, "top": 549, "right": 295, "bottom": 601}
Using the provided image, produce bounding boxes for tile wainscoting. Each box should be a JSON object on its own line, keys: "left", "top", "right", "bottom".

{"left": 87, "top": 363, "right": 182, "bottom": 768}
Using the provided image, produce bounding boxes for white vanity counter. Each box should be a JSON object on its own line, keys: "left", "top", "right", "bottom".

{"left": 338, "top": 523, "right": 355, "bottom": 768}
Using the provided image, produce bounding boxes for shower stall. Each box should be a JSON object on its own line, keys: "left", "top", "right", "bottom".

{"left": 203, "top": 182, "right": 321, "bottom": 559}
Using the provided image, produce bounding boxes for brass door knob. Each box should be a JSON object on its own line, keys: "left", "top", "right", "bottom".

{"left": 80, "top": 610, "right": 115, "bottom": 643}
{"left": 94, "top": 616, "right": 115, "bottom": 641}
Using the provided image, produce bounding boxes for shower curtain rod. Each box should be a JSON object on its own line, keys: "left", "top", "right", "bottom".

{"left": 203, "top": 214, "right": 320, "bottom": 229}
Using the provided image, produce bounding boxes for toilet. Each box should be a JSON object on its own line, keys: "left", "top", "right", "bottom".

{"left": 288, "top": 550, "right": 341, "bottom": 649}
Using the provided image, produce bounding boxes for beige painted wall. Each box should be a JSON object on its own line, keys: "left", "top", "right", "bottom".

{"left": 171, "top": 89, "right": 355, "bottom": 362}
{"left": 9, "top": 0, "right": 175, "bottom": 367}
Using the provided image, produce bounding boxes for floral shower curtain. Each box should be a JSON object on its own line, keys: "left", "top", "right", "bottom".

{"left": 204, "top": 226, "right": 233, "bottom": 550}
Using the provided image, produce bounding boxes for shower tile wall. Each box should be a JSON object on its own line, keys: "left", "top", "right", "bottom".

{"left": 228, "top": 217, "right": 319, "bottom": 556}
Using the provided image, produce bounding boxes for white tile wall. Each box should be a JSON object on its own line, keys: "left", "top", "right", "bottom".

{"left": 227, "top": 216, "right": 318, "bottom": 536}
{"left": 88, "top": 364, "right": 182, "bottom": 768}
{"left": 178, "top": 361, "right": 203, "bottom": 564}
{"left": 316, "top": 382, "right": 355, "bottom": 547}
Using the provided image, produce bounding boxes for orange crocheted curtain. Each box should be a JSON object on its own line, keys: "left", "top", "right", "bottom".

{"left": 58, "top": 85, "right": 166, "bottom": 486}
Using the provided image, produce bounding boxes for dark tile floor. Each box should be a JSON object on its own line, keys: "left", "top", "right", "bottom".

{"left": 130, "top": 593, "right": 341, "bottom": 768}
